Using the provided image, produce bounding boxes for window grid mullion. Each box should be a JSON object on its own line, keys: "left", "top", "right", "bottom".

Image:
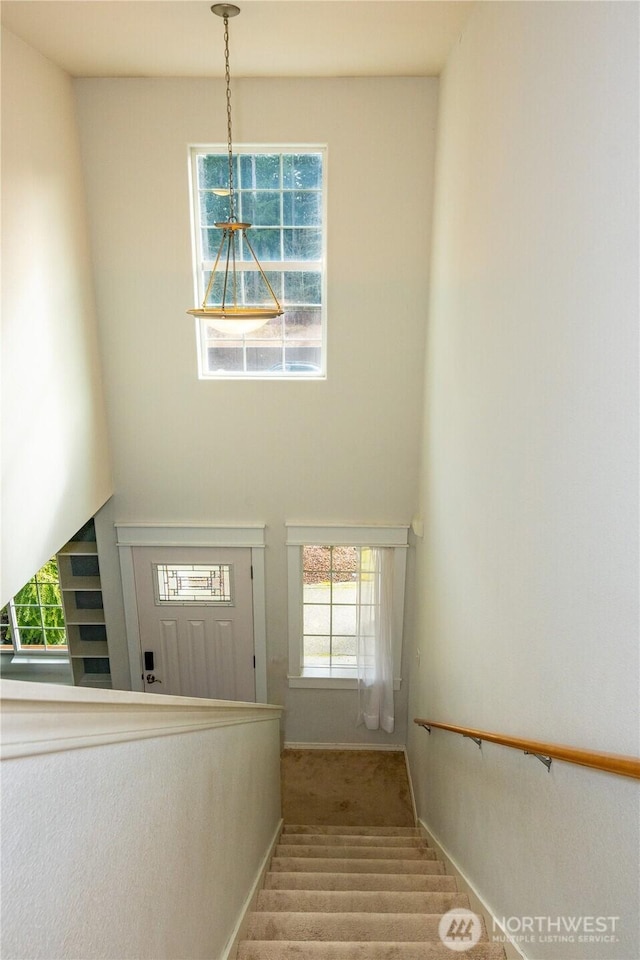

{"left": 7, "top": 601, "right": 20, "bottom": 652}
{"left": 328, "top": 547, "right": 333, "bottom": 669}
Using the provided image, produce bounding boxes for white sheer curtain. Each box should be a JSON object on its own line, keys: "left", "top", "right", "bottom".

{"left": 356, "top": 546, "right": 395, "bottom": 733}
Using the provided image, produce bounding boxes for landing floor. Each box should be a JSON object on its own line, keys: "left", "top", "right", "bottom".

{"left": 280, "top": 749, "right": 415, "bottom": 827}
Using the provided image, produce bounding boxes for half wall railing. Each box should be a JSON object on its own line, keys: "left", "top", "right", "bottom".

{"left": 2, "top": 679, "right": 284, "bottom": 960}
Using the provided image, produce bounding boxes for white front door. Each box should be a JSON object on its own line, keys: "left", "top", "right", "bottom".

{"left": 132, "top": 546, "right": 255, "bottom": 701}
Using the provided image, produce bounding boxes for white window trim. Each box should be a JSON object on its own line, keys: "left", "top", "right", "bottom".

{"left": 188, "top": 143, "right": 328, "bottom": 381}
{"left": 286, "top": 523, "right": 408, "bottom": 689}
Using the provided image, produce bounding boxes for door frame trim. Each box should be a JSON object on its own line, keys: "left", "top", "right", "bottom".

{"left": 116, "top": 524, "right": 267, "bottom": 701}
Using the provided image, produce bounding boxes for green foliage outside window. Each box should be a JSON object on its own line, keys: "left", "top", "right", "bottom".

{"left": 1, "top": 558, "right": 67, "bottom": 649}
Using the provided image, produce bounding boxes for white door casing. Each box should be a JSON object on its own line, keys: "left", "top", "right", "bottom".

{"left": 132, "top": 546, "right": 255, "bottom": 701}
{"left": 116, "top": 524, "right": 267, "bottom": 701}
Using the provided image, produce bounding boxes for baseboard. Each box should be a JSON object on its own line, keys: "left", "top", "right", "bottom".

{"left": 417, "top": 817, "right": 528, "bottom": 960}
{"left": 220, "top": 817, "right": 283, "bottom": 960}
{"left": 283, "top": 741, "right": 406, "bottom": 751}
{"left": 402, "top": 746, "right": 418, "bottom": 826}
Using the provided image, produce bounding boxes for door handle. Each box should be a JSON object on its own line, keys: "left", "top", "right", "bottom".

{"left": 146, "top": 673, "right": 162, "bottom": 684}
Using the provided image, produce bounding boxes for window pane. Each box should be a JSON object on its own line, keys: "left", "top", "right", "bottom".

{"left": 303, "top": 545, "right": 331, "bottom": 573}
{"left": 201, "top": 230, "right": 222, "bottom": 262}
{"left": 303, "top": 636, "right": 330, "bottom": 664}
{"left": 281, "top": 345, "right": 322, "bottom": 372}
{"left": 41, "top": 604, "right": 66, "bottom": 628}
{"left": 200, "top": 192, "right": 231, "bottom": 227}
{"left": 15, "top": 605, "right": 42, "bottom": 628}
{"left": 240, "top": 154, "right": 280, "bottom": 189}
{"left": 303, "top": 604, "right": 331, "bottom": 635}
{"left": 284, "top": 272, "right": 321, "bottom": 305}
{"left": 244, "top": 228, "right": 282, "bottom": 261}
{"left": 155, "top": 564, "right": 232, "bottom": 604}
{"left": 198, "top": 154, "right": 238, "bottom": 190}
{"left": 240, "top": 191, "right": 281, "bottom": 227}
{"left": 243, "top": 270, "right": 283, "bottom": 304}
{"left": 283, "top": 154, "right": 322, "bottom": 189}
{"left": 282, "top": 192, "right": 322, "bottom": 227}
{"left": 202, "top": 271, "right": 228, "bottom": 304}
{"left": 206, "top": 345, "right": 244, "bottom": 372}
{"left": 244, "top": 345, "right": 286, "bottom": 373}
{"left": 44, "top": 629, "right": 67, "bottom": 647}
{"left": 283, "top": 228, "right": 322, "bottom": 261}
{"left": 38, "top": 581, "right": 62, "bottom": 607}
{"left": 333, "top": 604, "right": 357, "bottom": 635}
{"left": 332, "top": 547, "right": 359, "bottom": 574}
{"left": 303, "top": 581, "right": 331, "bottom": 603}
{"left": 18, "top": 628, "right": 45, "bottom": 646}
{"left": 332, "top": 636, "right": 357, "bottom": 661}
{"left": 284, "top": 307, "right": 322, "bottom": 340}
{"left": 1, "top": 607, "right": 12, "bottom": 646}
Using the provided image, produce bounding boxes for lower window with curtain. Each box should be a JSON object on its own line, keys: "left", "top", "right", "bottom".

{"left": 286, "top": 524, "right": 409, "bottom": 731}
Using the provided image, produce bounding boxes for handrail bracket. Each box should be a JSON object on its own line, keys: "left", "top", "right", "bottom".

{"left": 464, "top": 735, "right": 482, "bottom": 749}
{"left": 525, "top": 750, "right": 552, "bottom": 771}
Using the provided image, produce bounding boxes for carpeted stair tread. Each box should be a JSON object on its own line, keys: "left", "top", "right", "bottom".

{"left": 276, "top": 844, "right": 437, "bottom": 860}
{"left": 257, "top": 889, "right": 470, "bottom": 913}
{"left": 270, "top": 857, "right": 445, "bottom": 875}
{"left": 283, "top": 825, "right": 421, "bottom": 837}
{"left": 236, "top": 821, "right": 506, "bottom": 959}
{"left": 265, "top": 872, "right": 457, "bottom": 892}
{"left": 281, "top": 834, "right": 428, "bottom": 848}
{"left": 237, "top": 943, "right": 507, "bottom": 960}
{"left": 246, "top": 911, "right": 488, "bottom": 942}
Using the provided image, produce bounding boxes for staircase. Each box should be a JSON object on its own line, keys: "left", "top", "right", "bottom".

{"left": 236, "top": 824, "right": 507, "bottom": 958}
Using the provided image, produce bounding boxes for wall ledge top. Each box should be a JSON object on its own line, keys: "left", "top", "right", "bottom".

{"left": 0, "top": 679, "right": 282, "bottom": 760}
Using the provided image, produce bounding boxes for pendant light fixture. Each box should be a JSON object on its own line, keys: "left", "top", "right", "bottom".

{"left": 187, "top": 3, "right": 284, "bottom": 335}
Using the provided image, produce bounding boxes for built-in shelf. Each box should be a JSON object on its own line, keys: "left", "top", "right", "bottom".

{"left": 57, "top": 519, "right": 112, "bottom": 690}
{"left": 58, "top": 541, "right": 102, "bottom": 556}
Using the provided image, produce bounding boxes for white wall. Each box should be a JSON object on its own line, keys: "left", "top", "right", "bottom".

{"left": 407, "top": 3, "right": 639, "bottom": 959}
{"left": 1, "top": 682, "right": 282, "bottom": 960}
{"left": 74, "top": 77, "right": 438, "bottom": 741}
{"left": 0, "top": 29, "right": 112, "bottom": 604}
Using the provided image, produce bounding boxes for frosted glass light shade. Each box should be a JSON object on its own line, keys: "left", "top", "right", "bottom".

{"left": 187, "top": 306, "right": 280, "bottom": 335}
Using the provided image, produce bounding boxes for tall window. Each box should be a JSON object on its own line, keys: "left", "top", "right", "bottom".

{"left": 190, "top": 146, "right": 326, "bottom": 378}
{"left": 1, "top": 558, "right": 67, "bottom": 655}
{"left": 302, "top": 545, "right": 371, "bottom": 673}
{"left": 286, "top": 524, "right": 408, "bottom": 686}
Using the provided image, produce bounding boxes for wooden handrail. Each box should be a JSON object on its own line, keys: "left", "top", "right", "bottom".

{"left": 414, "top": 719, "right": 640, "bottom": 781}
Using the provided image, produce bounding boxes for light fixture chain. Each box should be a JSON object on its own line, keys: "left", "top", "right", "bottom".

{"left": 223, "top": 14, "right": 236, "bottom": 221}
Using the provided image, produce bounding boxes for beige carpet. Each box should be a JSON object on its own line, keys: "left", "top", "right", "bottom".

{"left": 280, "top": 750, "right": 415, "bottom": 827}
{"left": 236, "top": 824, "right": 507, "bottom": 959}
{"left": 235, "top": 752, "right": 506, "bottom": 958}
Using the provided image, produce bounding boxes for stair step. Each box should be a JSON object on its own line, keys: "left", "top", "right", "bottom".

{"left": 271, "top": 857, "right": 445, "bottom": 875}
{"left": 257, "top": 890, "right": 470, "bottom": 914}
{"left": 281, "top": 834, "right": 428, "bottom": 848}
{"left": 265, "top": 872, "right": 457, "bottom": 892}
{"left": 283, "top": 825, "right": 421, "bottom": 837}
{"left": 276, "top": 845, "right": 437, "bottom": 861}
{"left": 238, "top": 943, "right": 507, "bottom": 960}
{"left": 246, "top": 911, "right": 489, "bottom": 942}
